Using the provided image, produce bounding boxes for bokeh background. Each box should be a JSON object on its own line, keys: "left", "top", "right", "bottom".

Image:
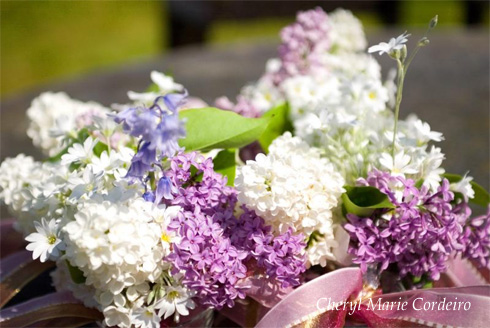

{"left": 1, "top": 0, "right": 489, "bottom": 202}
{"left": 1, "top": 0, "right": 488, "bottom": 97}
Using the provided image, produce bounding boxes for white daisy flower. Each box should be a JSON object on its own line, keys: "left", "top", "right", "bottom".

{"left": 61, "top": 137, "right": 98, "bottom": 166}
{"left": 127, "top": 71, "right": 184, "bottom": 105}
{"left": 89, "top": 150, "right": 124, "bottom": 175}
{"left": 368, "top": 32, "right": 410, "bottom": 56}
{"left": 379, "top": 151, "right": 419, "bottom": 177}
{"left": 403, "top": 115, "right": 444, "bottom": 144}
{"left": 154, "top": 285, "right": 195, "bottom": 321}
{"left": 25, "top": 218, "right": 65, "bottom": 262}
{"left": 450, "top": 174, "right": 475, "bottom": 201}
{"left": 68, "top": 168, "right": 104, "bottom": 199}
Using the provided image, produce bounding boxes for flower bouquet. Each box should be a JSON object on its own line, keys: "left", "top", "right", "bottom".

{"left": 1, "top": 7, "right": 489, "bottom": 328}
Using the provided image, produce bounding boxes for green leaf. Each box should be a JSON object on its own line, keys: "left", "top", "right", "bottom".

{"left": 178, "top": 107, "right": 271, "bottom": 152}
{"left": 93, "top": 141, "right": 109, "bottom": 157}
{"left": 443, "top": 173, "right": 490, "bottom": 207}
{"left": 46, "top": 144, "right": 71, "bottom": 163}
{"left": 189, "top": 165, "right": 204, "bottom": 183}
{"left": 258, "top": 103, "right": 293, "bottom": 153}
{"left": 66, "top": 261, "right": 86, "bottom": 284}
{"left": 213, "top": 149, "right": 236, "bottom": 186}
{"left": 341, "top": 186, "right": 395, "bottom": 217}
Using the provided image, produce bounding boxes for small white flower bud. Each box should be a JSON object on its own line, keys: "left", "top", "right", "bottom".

{"left": 418, "top": 37, "right": 430, "bottom": 47}
{"left": 430, "top": 15, "right": 438, "bottom": 28}
{"left": 400, "top": 45, "right": 408, "bottom": 62}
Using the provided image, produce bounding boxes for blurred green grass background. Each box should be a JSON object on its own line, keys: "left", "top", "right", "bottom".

{"left": 1, "top": 0, "right": 487, "bottom": 97}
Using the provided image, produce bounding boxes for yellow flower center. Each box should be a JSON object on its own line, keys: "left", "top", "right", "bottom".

{"left": 161, "top": 233, "right": 171, "bottom": 243}
{"left": 168, "top": 290, "right": 180, "bottom": 300}
{"left": 47, "top": 235, "right": 57, "bottom": 245}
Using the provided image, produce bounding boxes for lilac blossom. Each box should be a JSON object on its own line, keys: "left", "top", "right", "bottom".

{"left": 460, "top": 207, "right": 490, "bottom": 267}
{"left": 164, "top": 152, "right": 306, "bottom": 309}
{"left": 214, "top": 8, "right": 331, "bottom": 118}
{"left": 344, "top": 170, "right": 474, "bottom": 281}
{"left": 274, "top": 7, "right": 330, "bottom": 83}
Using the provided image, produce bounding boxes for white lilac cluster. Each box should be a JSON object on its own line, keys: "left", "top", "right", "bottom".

{"left": 26, "top": 92, "right": 110, "bottom": 156}
{"left": 0, "top": 136, "right": 135, "bottom": 236}
{"left": 282, "top": 59, "right": 447, "bottom": 190}
{"left": 0, "top": 75, "right": 197, "bottom": 327}
{"left": 215, "top": 9, "right": 369, "bottom": 118}
{"left": 327, "top": 8, "right": 367, "bottom": 53}
{"left": 59, "top": 194, "right": 194, "bottom": 328}
{"left": 0, "top": 154, "right": 65, "bottom": 234}
{"left": 218, "top": 8, "right": 446, "bottom": 189}
{"left": 40, "top": 163, "right": 195, "bottom": 328}
{"left": 236, "top": 132, "right": 346, "bottom": 267}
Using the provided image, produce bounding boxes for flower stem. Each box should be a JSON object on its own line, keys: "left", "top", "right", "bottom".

{"left": 392, "top": 58, "right": 405, "bottom": 158}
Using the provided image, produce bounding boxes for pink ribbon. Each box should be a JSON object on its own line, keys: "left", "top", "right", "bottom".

{"left": 443, "top": 254, "right": 489, "bottom": 287}
{"left": 255, "top": 268, "right": 490, "bottom": 328}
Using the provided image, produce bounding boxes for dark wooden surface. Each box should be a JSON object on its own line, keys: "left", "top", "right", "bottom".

{"left": 1, "top": 29, "right": 489, "bottom": 194}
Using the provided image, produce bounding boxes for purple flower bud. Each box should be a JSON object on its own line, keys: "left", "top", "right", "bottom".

{"left": 113, "top": 95, "right": 186, "bottom": 183}
{"left": 155, "top": 176, "right": 176, "bottom": 204}
{"left": 161, "top": 91, "right": 188, "bottom": 113}
{"left": 142, "top": 191, "right": 155, "bottom": 202}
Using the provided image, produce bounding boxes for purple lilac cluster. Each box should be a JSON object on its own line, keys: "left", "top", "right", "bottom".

{"left": 164, "top": 152, "right": 306, "bottom": 308}
{"left": 214, "top": 7, "right": 330, "bottom": 118}
{"left": 344, "top": 170, "right": 471, "bottom": 281}
{"left": 113, "top": 94, "right": 186, "bottom": 181}
{"left": 461, "top": 207, "right": 490, "bottom": 267}
{"left": 274, "top": 7, "right": 330, "bottom": 83}
{"left": 215, "top": 96, "right": 261, "bottom": 119}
